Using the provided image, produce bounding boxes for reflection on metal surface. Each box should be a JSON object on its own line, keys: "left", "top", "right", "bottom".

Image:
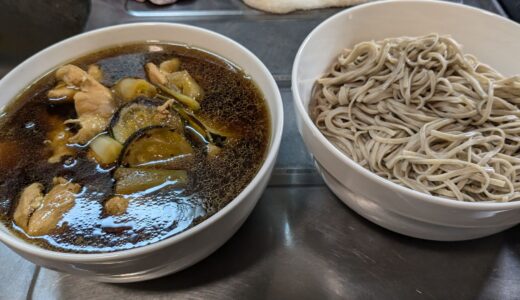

{"left": 269, "top": 168, "right": 324, "bottom": 186}
{"left": 283, "top": 219, "right": 293, "bottom": 247}
{"left": 0, "top": 0, "right": 90, "bottom": 78}
{"left": 30, "top": 187, "right": 520, "bottom": 299}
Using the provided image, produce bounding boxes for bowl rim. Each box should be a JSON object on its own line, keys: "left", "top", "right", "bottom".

{"left": 292, "top": 0, "right": 520, "bottom": 211}
{"left": 0, "top": 22, "right": 283, "bottom": 261}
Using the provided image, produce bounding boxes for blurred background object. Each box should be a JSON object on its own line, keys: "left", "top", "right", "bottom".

{"left": 0, "top": 0, "right": 90, "bottom": 78}
{"left": 500, "top": 0, "right": 520, "bottom": 22}
{"left": 243, "top": 0, "right": 372, "bottom": 14}
{"left": 135, "top": 0, "right": 179, "bottom": 5}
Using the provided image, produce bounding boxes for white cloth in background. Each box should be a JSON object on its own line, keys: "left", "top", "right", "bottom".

{"left": 243, "top": 0, "right": 373, "bottom": 13}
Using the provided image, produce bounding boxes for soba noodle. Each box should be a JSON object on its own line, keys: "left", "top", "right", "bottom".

{"left": 311, "top": 34, "right": 520, "bottom": 202}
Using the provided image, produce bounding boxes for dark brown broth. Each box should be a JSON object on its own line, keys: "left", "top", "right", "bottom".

{"left": 0, "top": 43, "right": 270, "bottom": 253}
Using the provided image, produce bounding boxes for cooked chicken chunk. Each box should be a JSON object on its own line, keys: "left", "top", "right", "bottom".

{"left": 87, "top": 64, "right": 103, "bottom": 82}
{"left": 146, "top": 60, "right": 204, "bottom": 104}
{"left": 159, "top": 58, "right": 180, "bottom": 73}
{"left": 207, "top": 143, "right": 222, "bottom": 158}
{"left": 56, "top": 65, "right": 116, "bottom": 144}
{"left": 47, "top": 82, "right": 77, "bottom": 102}
{"left": 28, "top": 178, "right": 81, "bottom": 236}
{"left": 46, "top": 116, "right": 75, "bottom": 163}
{"left": 167, "top": 70, "right": 204, "bottom": 100}
{"left": 104, "top": 196, "right": 129, "bottom": 216}
{"left": 145, "top": 63, "right": 167, "bottom": 85}
{"left": 13, "top": 183, "right": 44, "bottom": 232}
{"left": 156, "top": 99, "right": 174, "bottom": 116}
{"left": 47, "top": 65, "right": 102, "bottom": 102}
{"left": 14, "top": 177, "right": 81, "bottom": 236}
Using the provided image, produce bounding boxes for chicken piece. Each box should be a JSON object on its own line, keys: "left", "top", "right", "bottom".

{"left": 47, "top": 82, "right": 77, "bottom": 102}
{"left": 56, "top": 65, "right": 116, "bottom": 144}
{"left": 87, "top": 64, "right": 103, "bottom": 82}
{"left": 13, "top": 183, "right": 44, "bottom": 232}
{"left": 28, "top": 177, "right": 81, "bottom": 236}
{"left": 47, "top": 65, "right": 102, "bottom": 102}
{"left": 150, "top": 99, "right": 183, "bottom": 132}
{"left": 159, "top": 58, "right": 180, "bottom": 73}
{"left": 46, "top": 116, "right": 75, "bottom": 163}
{"left": 167, "top": 70, "right": 204, "bottom": 101}
{"left": 145, "top": 63, "right": 167, "bottom": 85}
{"left": 104, "top": 196, "right": 129, "bottom": 216}
{"left": 113, "top": 78, "right": 157, "bottom": 102}
{"left": 156, "top": 99, "right": 174, "bottom": 120}
{"left": 64, "top": 115, "right": 109, "bottom": 145}
{"left": 147, "top": 59, "right": 204, "bottom": 108}
{"left": 14, "top": 178, "right": 81, "bottom": 236}
{"left": 207, "top": 143, "right": 222, "bottom": 158}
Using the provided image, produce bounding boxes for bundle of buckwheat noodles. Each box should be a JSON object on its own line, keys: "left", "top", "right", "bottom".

{"left": 311, "top": 34, "right": 520, "bottom": 202}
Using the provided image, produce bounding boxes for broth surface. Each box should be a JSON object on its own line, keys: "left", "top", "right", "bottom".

{"left": 0, "top": 43, "right": 270, "bottom": 253}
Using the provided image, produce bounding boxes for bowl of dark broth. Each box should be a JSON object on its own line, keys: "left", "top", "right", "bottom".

{"left": 0, "top": 23, "right": 283, "bottom": 282}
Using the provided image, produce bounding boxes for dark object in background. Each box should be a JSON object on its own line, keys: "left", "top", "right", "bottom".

{"left": 135, "top": 0, "right": 179, "bottom": 5}
{"left": 0, "top": 0, "right": 90, "bottom": 77}
{"left": 500, "top": 0, "right": 520, "bottom": 23}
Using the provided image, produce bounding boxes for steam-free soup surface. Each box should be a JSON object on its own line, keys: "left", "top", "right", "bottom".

{"left": 0, "top": 43, "right": 270, "bottom": 253}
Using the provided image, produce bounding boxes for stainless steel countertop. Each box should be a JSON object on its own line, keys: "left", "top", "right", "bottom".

{"left": 1, "top": 1, "right": 519, "bottom": 299}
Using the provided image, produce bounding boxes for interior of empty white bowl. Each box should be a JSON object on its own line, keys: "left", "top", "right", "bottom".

{"left": 292, "top": 0, "right": 520, "bottom": 209}
{"left": 0, "top": 23, "right": 283, "bottom": 261}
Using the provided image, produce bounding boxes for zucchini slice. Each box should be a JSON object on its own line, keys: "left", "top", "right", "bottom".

{"left": 159, "top": 58, "right": 181, "bottom": 73}
{"left": 167, "top": 70, "right": 204, "bottom": 101}
{"left": 113, "top": 78, "right": 157, "bottom": 102}
{"left": 90, "top": 134, "right": 123, "bottom": 165}
{"left": 120, "top": 126, "right": 194, "bottom": 168}
{"left": 156, "top": 97, "right": 227, "bottom": 146}
{"left": 109, "top": 99, "right": 181, "bottom": 144}
{"left": 114, "top": 168, "right": 188, "bottom": 194}
{"left": 156, "top": 83, "right": 201, "bottom": 111}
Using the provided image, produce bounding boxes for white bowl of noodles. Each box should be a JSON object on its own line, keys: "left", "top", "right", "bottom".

{"left": 292, "top": 0, "right": 520, "bottom": 241}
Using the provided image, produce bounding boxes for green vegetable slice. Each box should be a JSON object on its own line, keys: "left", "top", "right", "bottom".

{"left": 120, "top": 126, "right": 194, "bottom": 168}
{"left": 109, "top": 99, "right": 181, "bottom": 144}
{"left": 156, "top": 83, "right": 201, "bottom": 111}
{"left": 113, "top": 78, "right": 157, "bottom": 102}
{"left": 114, "top": 168, "right": 187, "bottom": 194}
{"left": 90, "top": 134, "right": 123, "bottom": 165}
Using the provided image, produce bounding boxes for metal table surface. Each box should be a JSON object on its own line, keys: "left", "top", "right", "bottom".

{"left": 0, "top": 1, "right": 519, "bottom": 299}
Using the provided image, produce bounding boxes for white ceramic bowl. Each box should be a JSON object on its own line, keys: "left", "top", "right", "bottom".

{"left": 0, "top": 23, "right": 283, "bottom": 282}
{"left": 292, "top": 0, "right": 520, "bottom": 241}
